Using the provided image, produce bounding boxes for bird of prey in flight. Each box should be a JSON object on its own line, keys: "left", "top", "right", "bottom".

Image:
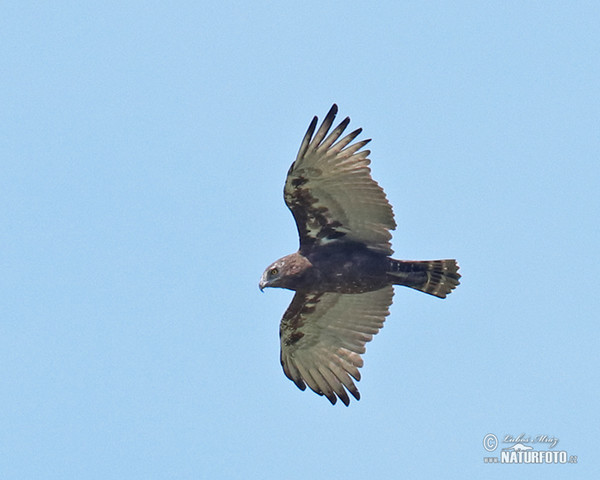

{"left": 259, "top": 104, "right": 460, "bottom": 405}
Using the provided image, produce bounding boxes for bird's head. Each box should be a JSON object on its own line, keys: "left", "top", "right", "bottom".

{"left": 259, "top": 259, "right": 286, "bottom": 291}
{"left": 259, "top": 253, "right": 312, "bottom": 291}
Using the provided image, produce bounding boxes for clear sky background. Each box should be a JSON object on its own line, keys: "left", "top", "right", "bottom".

{"left": 1, "top": 2, "right": 598, "bottom": 479}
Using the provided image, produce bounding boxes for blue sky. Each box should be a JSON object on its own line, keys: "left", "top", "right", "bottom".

{"left": 1, "top": 1, "right": 598, "bottom": 479}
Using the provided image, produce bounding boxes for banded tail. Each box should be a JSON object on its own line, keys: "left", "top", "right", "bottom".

{"left": 388, "top": 259, "right": 461, "bottom": 298}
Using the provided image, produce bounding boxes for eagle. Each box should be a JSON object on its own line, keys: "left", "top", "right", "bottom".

{"left": 259, "top": 105, "right": 460, "bottom": 406}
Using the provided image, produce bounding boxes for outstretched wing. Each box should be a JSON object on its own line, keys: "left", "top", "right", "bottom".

{"left": 284, "top": 104, "right": 396, "bottom": 255}
{"left": 279, "top": 286, "right": 394, "bottom": 406}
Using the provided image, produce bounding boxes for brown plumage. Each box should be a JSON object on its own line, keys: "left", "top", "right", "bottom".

{"left": 259, "top": 104, "right": 460, "bottom": 406}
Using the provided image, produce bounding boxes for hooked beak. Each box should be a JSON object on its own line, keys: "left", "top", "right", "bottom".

{"left": 258, "top": 277, "right": 267, "bottom": 292}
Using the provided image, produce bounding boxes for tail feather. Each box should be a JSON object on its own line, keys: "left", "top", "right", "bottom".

{"left": 388, "top": 259, "right": 460, "bottom": 298}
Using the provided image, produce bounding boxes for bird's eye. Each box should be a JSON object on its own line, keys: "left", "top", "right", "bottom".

{"left": 270, "top": 268, "right": 279, "bottom": 276}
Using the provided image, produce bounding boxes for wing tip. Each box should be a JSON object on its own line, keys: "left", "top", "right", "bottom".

{"left": 324, "top": 387, "right": 358, "bottom": 407}
{"left": 323, "top": 104, "right": 338, "bottom": 125}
